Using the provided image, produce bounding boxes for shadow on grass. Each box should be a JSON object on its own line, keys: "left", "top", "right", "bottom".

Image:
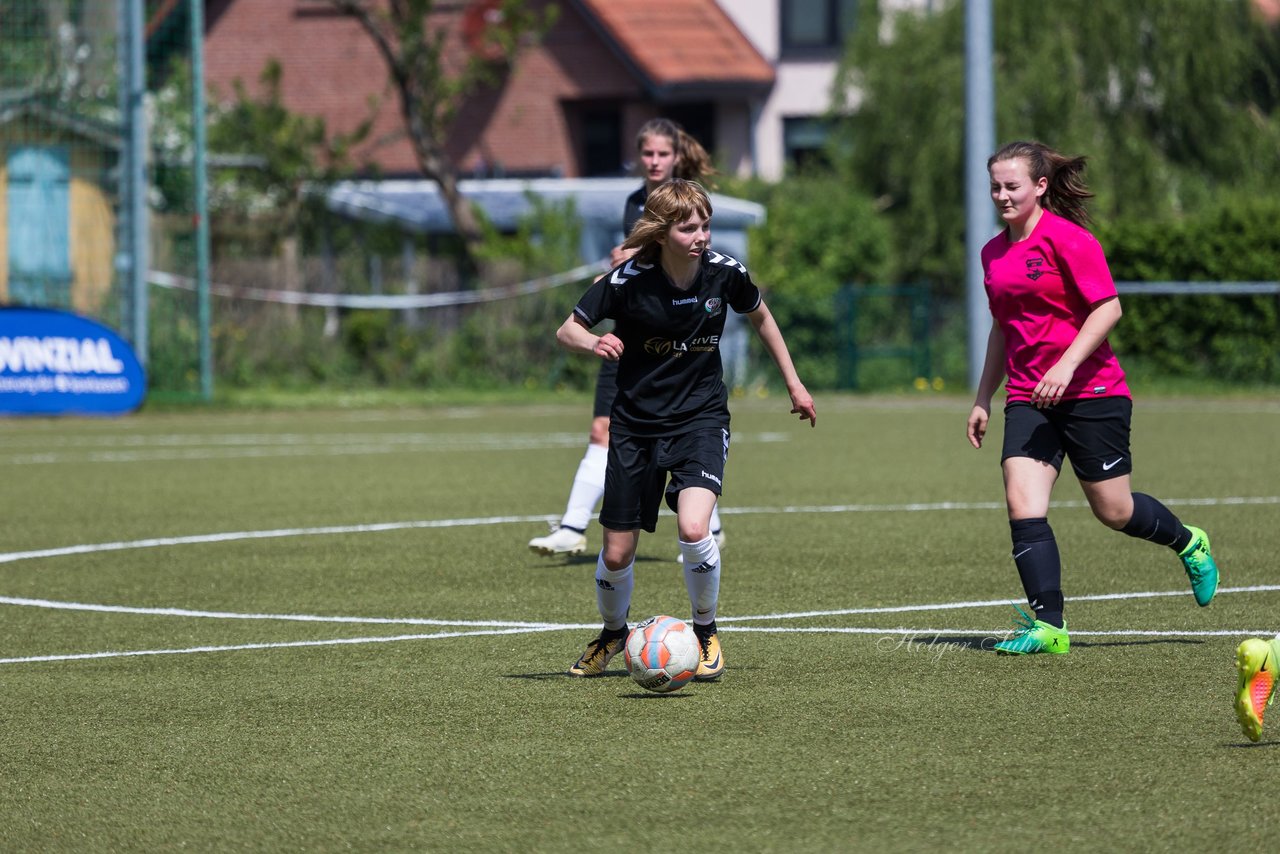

{"left": 1070, "top": 638, "right": 1205, "bottom": 649}
{"left": 524, "top": 553, "right": 670, "bottom": 568}
{"left": 502, "top": 671, "right": 713, "bottom": 700}
{"left": 875, "top": 635, "right": 1208, "bottom": 655}
{"left": 503, "top": 668, "right": 631, "bottom": 680}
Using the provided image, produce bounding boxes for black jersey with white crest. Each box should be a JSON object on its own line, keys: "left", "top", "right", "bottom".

{"left": 572, "top": 250, "right": 761, "bottom": 437}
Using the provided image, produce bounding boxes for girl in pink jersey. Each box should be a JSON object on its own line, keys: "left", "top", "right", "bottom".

{"left": 966, "top": 140, "right": 1219, "bottom": 655}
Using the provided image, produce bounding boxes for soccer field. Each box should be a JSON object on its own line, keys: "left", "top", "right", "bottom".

{"left": 1, "top": 394, "right": 1277, "bottom": 851}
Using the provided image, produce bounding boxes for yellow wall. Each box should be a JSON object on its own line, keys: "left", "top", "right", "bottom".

{"left": 69, "top": 146, "right": 116, "bottom": 314}
{"left": 0, "top": 161, "right": 6, "bottom": 304}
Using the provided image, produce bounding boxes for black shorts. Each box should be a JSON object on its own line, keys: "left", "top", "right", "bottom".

{"left": 600, "top": 427, "right": 730, "bottom": 533}
{"left": 593, "top": 360, "right": 619, "bottom": 419}
{"left": 1001, "top": 397, "right": 1133, "bottom": 482}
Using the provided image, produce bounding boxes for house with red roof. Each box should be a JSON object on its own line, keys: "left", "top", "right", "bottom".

{"left": 201, "top": 0, "right": 776, "bottom": 180}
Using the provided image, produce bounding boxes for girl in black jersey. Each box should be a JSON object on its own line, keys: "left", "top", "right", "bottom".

{"left": 528, "top": 119, "right": 724, "bottom": 558}
{"left": 557, "top": 179, "right": 816, "bottom": 681}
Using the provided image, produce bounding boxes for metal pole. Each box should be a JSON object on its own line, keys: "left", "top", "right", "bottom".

{"left": 190, "top": 0, "right": 213, "bottom": 400}
{"left": 125, "top": 0, "right": 149, "bottom": 363}
{"left": 964, "top": 0, "right": 995, "bottom": 390}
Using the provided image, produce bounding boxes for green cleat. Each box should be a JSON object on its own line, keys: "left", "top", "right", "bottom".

{"left": 1179, "top": 526, "right": 1219, "bottom": 607}
{"left": 993, "top": 606, "right": 1070, "bottom": 655}
{"left": 1234, "top": 637, "right": 1279, "bottom": 742}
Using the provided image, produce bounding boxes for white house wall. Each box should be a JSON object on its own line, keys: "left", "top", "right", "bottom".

{"left": 717, "top": 0, "right": 927, "bottom": 181}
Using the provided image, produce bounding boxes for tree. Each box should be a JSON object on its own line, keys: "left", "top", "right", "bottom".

{"left": 0, "top": 0, "right": 115, "bottom": 108}
{"left": 832, "top": 0, "right": 1280, "bottom": 295}
{"left": 205, "top": 59, "right": 369, "bottom": 246}
{"left": 328, "top": 0, "right": 558, "bottom": 275}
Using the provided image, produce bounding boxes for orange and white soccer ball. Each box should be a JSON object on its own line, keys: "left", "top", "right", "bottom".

{"left": 624, "top": 615, "right": 700, "bottom": 693}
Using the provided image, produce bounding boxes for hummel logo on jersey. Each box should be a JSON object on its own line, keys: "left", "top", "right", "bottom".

{"left": 1102, "top": 457, "right": 1124, "bottom": 470}
{"left": 707, "top": 251, "right": 746, "bottom": 273}
{"left": 690, "top": 561, "right": 717, "bottom": 574}
{"left": 609, "top": 259, "right": 653, "bottom": 285}
{"left": 672, "top": 296, "right": 698, "bottom": 306}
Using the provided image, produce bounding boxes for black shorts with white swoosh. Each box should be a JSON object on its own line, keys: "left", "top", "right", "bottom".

{"left": 1001, "top": 397, "right": 1133, "bottom": 482}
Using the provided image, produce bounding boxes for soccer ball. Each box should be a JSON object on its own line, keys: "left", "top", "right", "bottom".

{"left": 624, "top": 615, "right": 700, "bottom": 693}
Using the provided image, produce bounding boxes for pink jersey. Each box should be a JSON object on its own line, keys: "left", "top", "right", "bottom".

{"left": 981, "top": 209, "right": 1130, "bottom": 402}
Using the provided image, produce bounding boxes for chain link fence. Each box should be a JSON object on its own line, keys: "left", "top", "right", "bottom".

{"left": 0, "top": 0, "right": 205, "bottom": 397}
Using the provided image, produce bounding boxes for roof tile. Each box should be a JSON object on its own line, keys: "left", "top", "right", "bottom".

{"left": 577, "top": 0, "right": 773, "bottom": 89}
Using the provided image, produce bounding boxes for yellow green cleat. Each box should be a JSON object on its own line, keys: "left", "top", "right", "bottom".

{"left": 1234, "top": 637, "right": 1279, "bottom": 742}
{"left": 993, "top": 606, "right": 1070, "bottom": 655}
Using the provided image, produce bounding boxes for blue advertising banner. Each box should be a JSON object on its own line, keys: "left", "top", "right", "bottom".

{"left": 0, "top": 307, "right": 146, "bottom": 415}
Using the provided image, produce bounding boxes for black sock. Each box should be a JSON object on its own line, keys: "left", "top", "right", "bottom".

{"left": 1121, "top": 492, "right": 1192, "bottom": 551}
{"left": 1010, "top": 517, "right": 1064, "bottom": 628}
{"left": 1029, "top": 589, "right": 1065, "bottom": 629}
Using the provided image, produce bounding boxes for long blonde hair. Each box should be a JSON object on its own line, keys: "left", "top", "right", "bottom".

{"left": 621, "top": 179, "right": 713, "bottom": 265}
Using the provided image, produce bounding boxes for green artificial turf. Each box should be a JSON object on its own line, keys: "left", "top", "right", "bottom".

{"left": 0, "top": 394, "right": 1276, "bottom": 851}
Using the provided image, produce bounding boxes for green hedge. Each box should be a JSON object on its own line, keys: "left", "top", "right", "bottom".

{"left": 150, "top": 184, "right": 1279, "bottom": 395}
{"left": 1096, "top": 194, "right": 1280, "bottom": 383}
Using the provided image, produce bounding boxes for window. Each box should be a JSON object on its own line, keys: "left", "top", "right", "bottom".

{"left": 780, "top": 0, "right": 858, "bottom": 54}
{"left": 581, "top": 108, "right": 623, "bottom": 177}
{"left": 661, "top": 103, "right": 716, "bottom": 162}
{"left": 783, "top": 116, "right": 832, "bottom": 171}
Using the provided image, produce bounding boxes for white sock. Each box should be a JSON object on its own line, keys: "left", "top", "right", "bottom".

{"left": 595, "top": 554, "right": 633, "bottom": 631}
{"left": 710, "top": 504, "right": 723, "bottom": 535}
{"left": 561, "top": 444, "right": 607, "bottom": 531}
{"left": 680, "top": 535, "right": 721, "bottom": 626}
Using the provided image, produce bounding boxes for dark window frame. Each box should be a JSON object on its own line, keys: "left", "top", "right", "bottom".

{"left": 782, "top": 115, "right": 834, "bottom": 171}
{"left": 779, "top": 0, "right": 858, "bottom": 58}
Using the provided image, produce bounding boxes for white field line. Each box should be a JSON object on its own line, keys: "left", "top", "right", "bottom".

{"left": 0, "top": 431, "right": 790, "bottom": 465}
{"left": 0, "top": 515, "right": 554, "bottom": 565}
{"left": 727, "top": 626, "right": 1278, "bottom": 637}
{"left": 0, "top": 621, "right": 1273, "bottom": 667}
{"left": 0, "top": 625, "right": 580, "bottom": 666}
{"left": 1, "top": 586, "right": 1277, "bottom": 667}
{"left": 8, "top": 585, "right": 1279, "bottom": 627}
{"left": 722, "top": 584, "right": 1280, "bottom": 622}
{"left": 1, "top": 496, "right": 1276, "bottom": 666}
{"left": 2, "top": 495, "right": 1276, "bottom": 566}
{"left": 0, "top": 596, "right": 567, "bottom": 627}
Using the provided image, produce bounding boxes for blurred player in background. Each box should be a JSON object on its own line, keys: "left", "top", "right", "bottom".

{"left": 556, "top": 179, "right": 815, "bottom": 680}
{"left": 967, "top": 140, "right": 1219, "bottom": 656}
{"left": 529, "top": 118, "right": 726, "bottom": 558}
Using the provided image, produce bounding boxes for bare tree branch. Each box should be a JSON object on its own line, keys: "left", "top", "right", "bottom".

{"left": 327, "top": 0, "right": 555, "bottom": 275}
